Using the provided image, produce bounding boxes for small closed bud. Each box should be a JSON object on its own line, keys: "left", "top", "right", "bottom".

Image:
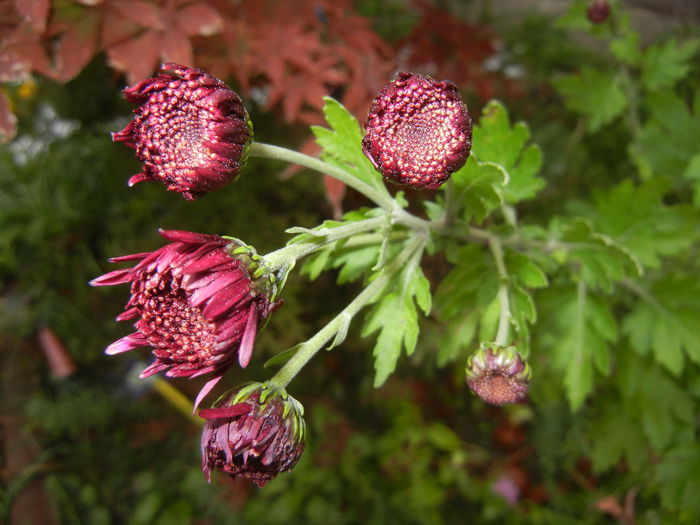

{"left": 113, "top": 63, "right": 253, "bottom": 200}
{"left": 465, "top": 344, "right": 531, "bottom": 405}
{"left": 200, "top": 382, "right": 306, "bottom": 487}
{"left": 362, "top": 72, "right": 472, "bottom": 189}
{"left": 587, "top": 1, "right": 611, "bottom": 24}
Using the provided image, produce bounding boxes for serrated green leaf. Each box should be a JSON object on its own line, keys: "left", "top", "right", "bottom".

{"left": 623, "top": 276, "right": 700, "bottom": 374}
{"left": 631, "top": 90, "right": 700, "bottom": 179}
{"left": 435, "top": 313, "right": 478, "bottom": 367}
{"left": 554, "top": 67, "right": 627, "bottom": 132}
{"left": 471, "top": 100, "right": 545, "bottom": 203}
{"left": 506, "top": 251, "right": 549, "bottom": 288}
{"left": 363, "top": 257, "right": 431, "bottom": 387}
{"left": 590, "top": 407, "right": 646, "bottom": 472}
{"left": 449, "top": 156, "right": 506, "bottom": 223}
{"left": 311, "top": 97, "right": 387, "bottom": 192}
{"left": 642, "top": 38, "right": 700, "bottom": 91}
{"left": 610, "top": 29, "right": 641, "bottom": 65}
{"left": 584, "top": 179, "right": 697, "bottom": 269}
{"left": 550, "top": 285, "right": 617, "bottom": 410}
{"left": 550, "top": 217, "right": 642, "bottom": 290}
{"left": 656, "top": 445, "right": 700, "bottom": 523}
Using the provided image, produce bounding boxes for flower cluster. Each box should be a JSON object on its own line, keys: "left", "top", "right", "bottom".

{"left": 200, "top": 382, "right": 306, "bottom": 486}
{"left": 95, "top": 62, "right": 512, "bottom": 487}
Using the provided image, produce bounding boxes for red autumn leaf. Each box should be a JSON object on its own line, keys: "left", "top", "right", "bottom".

{"left": 101, "top": 4, "right": 141, "bottom": 48}
{"left": 174, "top": 2, "right": 222, "bottom": 36}
{"left": 0, "top": 89, "right": 17, "bottom": 143}
{"left": 48, "top": 12, "right": 100, "bottom": 82}
{"left": 106, "top": 29, "right": 160, "bottom": 84}
{"left": 0, "top": 48, "right": 31, "bottom": 83}
{"left": 13, "top": 0, "right": 50, "bottom": 33}
{"left": 111, "top": 0, "right": 165, "bottom": 31}
{"left": 323, "top": 175, "right": 346, "bottom": 220}
{"left": 160, "top": 26, "right": 193, "bottom": 67}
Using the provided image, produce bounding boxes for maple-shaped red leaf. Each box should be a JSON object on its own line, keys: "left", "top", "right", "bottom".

{"left": 0, "top": 89, "right": 17, "bottom": 143}
{"left": 47, "top": 11, "right": 100, "bottom": 83}
{"left": 111, "top": 0, "right": 166, "bottom": 31}
{"left": 13, "top": 0, "right": 50, "bottom": 33}
{"left": 106, "top": 29, "right": 160, "bottom": 84}
{"left": 174, "top": 3, "right": 222, "bottom": 36}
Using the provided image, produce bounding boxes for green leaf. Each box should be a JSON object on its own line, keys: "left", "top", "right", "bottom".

{"left": 582, "top": 179, "right": 697, "bottom": 269}
{"left": 641, "top": 38, "right": 700, "bottom": 91}
{"left": 623, "top": 276, "right": 700, "bottom": 374}
{"left": 554, "top": 67, "right": 627, "bottom": 132}
{"left": 631, "top": 90, "right": 700, "bottom": 179}
{"left": 550, "top": 284, "right": 617, "bottom": 410}
{"left": 311, "top": 97, "right": 386, "bottom": 192}
{"left": 448, "top": 156, "right": 506, "bottom": 223}
{"left": 590, "top": 406, "right": 647, "bottom": 472}
{"left": 610, "top": 29, "right": 641, "bottom": 65}
{"left": 363, "top": 261, "right": 431, "bottom": 387}
{"left": 656, "top": 445, "right": 700, "bottom": 522}
{"left": 549, "top": 217, "right": 642, "bottom": 290}
{"left": 470, "top": 100, "right": 545, "bottom": 203}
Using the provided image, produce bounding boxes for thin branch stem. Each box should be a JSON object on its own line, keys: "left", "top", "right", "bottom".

{"left": 249, "top": 142, "right": 394, "bottom": 210}
{"left": 263, "top": 216, "right": 386, "bottom": 271}
{"left": 269, "top": 235, "right": 427, "bottom": 388}
{"left": 489, "top": 237, "right": 512, "bottom": 347}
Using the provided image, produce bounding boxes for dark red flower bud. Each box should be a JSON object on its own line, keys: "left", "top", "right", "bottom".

{"left": 362, "top": 72, "right": 472, "bottom": 189}
{"left": 465, "top": 344, "right": 531, "bottom": 405}
{"left": 113, "top": 63, "right": 252, "bottom": 200}
{"left": 200, "top": 382, "right": 305, "bottom": 487}
{"left": 91, "top": 230, "right": 281, "bottom": 407}
{"left": 587, "top": 1, "right": 611, "bottom": 24}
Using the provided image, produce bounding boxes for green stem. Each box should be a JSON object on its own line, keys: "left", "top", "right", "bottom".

{"left": 263, "top": 216, "right": 386, "bottom": 271}
{"left": 270, "top": 235, "right": 427, "bottom": 388}
{"left": 249, "top": 142, "right": 431, "bottom": 234}
{"left": 489, "top": 237, "right": 512, "bottom": 347}
{"left": 249, "top": 142, "right": 393, "bottom": 210}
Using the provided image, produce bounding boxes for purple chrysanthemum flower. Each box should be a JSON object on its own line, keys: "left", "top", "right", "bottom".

{"left": 465, "top": 344, "right": 531, "bottom": 405}
{"left": 91, "top": 229, "right": 281, "bottom": 407}
{"left": 200, "top": 382, "right": 305, "bottom": 487}
{"left": 113, "top": 63, "right": 252, "bottom": 200}
{"left": 362, "top": 72, "right": 472, "bottom": 189}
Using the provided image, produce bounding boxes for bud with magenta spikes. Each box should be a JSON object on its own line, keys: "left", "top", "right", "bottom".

{"left": 113, "top": 63, "right": 253, "bottom": 200}
{"left": 362, "top": 72, "right": 472, "bottom": 189}
{"left": 466, "top": 343, "right": 531, "bottom": 405}
{"left": 90, "top": 230, "right": 282, "bottom": 407}
{"left": 200, "top": 382, "right": 306, "bottom": 487}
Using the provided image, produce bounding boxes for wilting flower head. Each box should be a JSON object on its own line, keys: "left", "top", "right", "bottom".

{"left": 465, "top": 343, "right": 531, "bottom": 405}
{"left": 113, "top": 63, "right": 252, "bottom": 200}
{"left": 200, "top": 382, "right": 306, "bottom": 487}
{"left": 362, "top": 72, "right": 472, "bottom": 189}
{"left": 90, "top": 230, "right": 281, "bottom": 397}
{"left": 587, "top": 1, "right": 611, "bottom": 23}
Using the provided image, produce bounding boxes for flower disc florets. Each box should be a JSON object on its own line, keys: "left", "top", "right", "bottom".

{"left": 90, "top": 230, "right": 281, "bottom": 389}
{"left": 362, "top": 72, "right": 472, "bottom": 189}
{"left": 200, "top": 382, "right": 306, "bottom": 487}
{"left": 113, "top": 63, "right": 253, "bottom": 200}
{"left": 465, "top": 344, "right": 531, "bottom": 405}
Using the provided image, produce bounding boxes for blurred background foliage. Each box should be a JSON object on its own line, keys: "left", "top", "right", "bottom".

{"left": 1, "top": 0, "right": 700, "bottom": 523}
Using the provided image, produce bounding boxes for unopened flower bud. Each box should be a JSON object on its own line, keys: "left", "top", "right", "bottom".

{"left": 465, "top": 344, "right": 531, "bottom": 405}
{"left": 200, "top": 382, "right": 306, "bottom": 486}
{"left": 113, "top": 63, "right": 252, "bottom": 200}
{"left": 587, "top": 1, "right": 611, "bottom": 24}
{"left": 362, "top": 72, "right": 472, "bottom": 189}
